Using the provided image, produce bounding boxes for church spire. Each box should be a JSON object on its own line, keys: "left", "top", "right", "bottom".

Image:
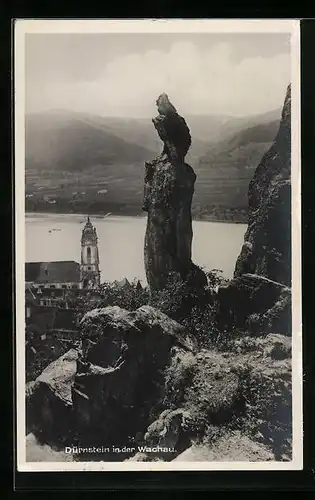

{"left": 85, "top": 215, "right": 92, "bottom": 228}
{"left": 80, "top": 216, "right": 100, "bottom": 289}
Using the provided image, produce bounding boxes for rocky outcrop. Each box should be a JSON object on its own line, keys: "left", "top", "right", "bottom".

{"left": 26, "top": 302, "right": 291, "bottom": 462}
{"left": 153, "top": 93, "right": 192, "bottom": 164}
{"left": 26, "top": 305, "right": 194, "bottom": 455}
{"left": 173, "top": 432, "right": 275, "bottom": 462}
{"left": 129, "top": 353, "right": 241, "bottom": 462}
{"left": 26, "top": 433, "right": 74, "bottom": 462}
{"left": 163, "top": 347, "right": 242, "bottom": 429}
{"left": 216, "top": 85, "right": 292, "bottom": 334}
{"left": 125, "top": 332, "right": 291, "bottom": 462}
{"left": 79, "top": 304, "right": 195, "bottom": 351}
{"left": 217, "top": 273, "right": 291, "bottom": 334}
{"left": 168, "top": 334, "right": 291, "bottom": 460}
{"left": 26, "top": 349, "right": 79, "bottom": 440}
{"left": 144, "top": 408, "right": 191, "bottom": 450}
{"left": 126, "top": 408, "right": 192, "bottom": 462}
{"left": 143, "top": 93, "right": 206, "bottom": 292}
{"left": 234, "top": 84, "right": 291, "bottom": 286}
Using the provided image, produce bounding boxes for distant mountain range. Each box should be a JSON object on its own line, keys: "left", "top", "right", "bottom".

{"left": 25, "top": 107, "right": 281, "bottom": 221}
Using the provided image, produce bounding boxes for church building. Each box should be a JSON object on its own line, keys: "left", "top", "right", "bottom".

{"left": 25, "top": 216, "right": 101, "bottom": 291}
{"left": 80, "top": 216, "right": 101, "bottom": 289}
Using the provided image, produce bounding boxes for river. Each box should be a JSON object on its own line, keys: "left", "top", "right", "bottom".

{"left": 25, "top": 213, "right": 247, "bottom": 284}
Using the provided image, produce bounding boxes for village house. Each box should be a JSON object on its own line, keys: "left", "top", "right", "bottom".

{"left": 25, "top": 216, "right": 101, "bottom": 292}
{"left": 25, "top": 286, "right": 79, "bottom": 343}
{"left": 25, "top": 217, "right": 102, "bottom": 344}
{"left": 25, "top": 260, "right": 82, "bottom": 291}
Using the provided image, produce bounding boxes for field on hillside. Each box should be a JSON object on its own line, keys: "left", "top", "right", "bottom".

{"left": 25, "top": 109, "right": 281, "bottom": 221}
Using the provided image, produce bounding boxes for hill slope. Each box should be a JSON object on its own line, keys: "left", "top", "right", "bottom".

{"left": 25, "top": 111, "right": 154, "bottom": 171}
{"left": 25, "top": 109, "right": 281, "bottom": 220}
{"left": 25, "top": 111, "right": 156, "bottom": 215}
{"left": 194, "top": 120, "right": 280, "bottom": 216}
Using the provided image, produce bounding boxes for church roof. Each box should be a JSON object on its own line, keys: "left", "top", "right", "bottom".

{"left": 25, "top": 261, "right": 80, "bottom": 284}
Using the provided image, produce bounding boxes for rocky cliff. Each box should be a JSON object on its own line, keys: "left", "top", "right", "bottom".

{"left": 143, "top": 94, "right": 206, "bottom": 292}
{"left": 26, "top": 305, "right": 291, "bottom": 462}
{"left": 26, "top": 305, "right": 195, "bottom": 458}
{"left": 215, "top": 85, "right": 292, "bottom": 334}
{"left": 234, "top": 84, "right": 291, "bottom": 286}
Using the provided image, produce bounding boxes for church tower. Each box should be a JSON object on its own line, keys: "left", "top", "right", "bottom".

{"left": 80, "top": 216, "right": 101, "bottom": 289}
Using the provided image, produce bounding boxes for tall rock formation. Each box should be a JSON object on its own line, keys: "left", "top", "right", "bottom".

{"left": 143, "top": 93, "right": 206, "bottom": 291}
{"left": 234, "top": 84, "right": 291, "bottom": 286}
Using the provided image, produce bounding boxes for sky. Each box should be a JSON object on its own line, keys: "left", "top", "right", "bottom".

{"left": 25, "top": 33, "right": 291, "bottom": 118}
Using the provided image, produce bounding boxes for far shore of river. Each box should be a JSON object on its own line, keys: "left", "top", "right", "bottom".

{"left": 25, "top": 210, "right": 248, "bottom": 225}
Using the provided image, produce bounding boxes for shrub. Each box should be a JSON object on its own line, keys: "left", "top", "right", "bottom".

{"left": 164, "top": 351, "right": 198, "bottom": 409}
{"left": 74, "top": 279, "right": 150, "bottom": 322}
{"left": 182, "top": 304, "right": 220, "bottom": 349}
{"left": 149, "top": 271, "right": 201, "bottom": 321}
{"left": 98, "top": 279, "right": 150, "bottom": 311}
{"left": 163, "top": 351, "right": 207, "bottom": 437}
{"left": 229, "top": 363, "right": 292, "bottom": 460}
{"left": 25, "top": 337, "right": 70, "bottom": 382}
{"left": 204, "top": 269, "right": 229, "bottom": 290}
{"left": 75, "top": 268, "right": 229, "bottom": 348}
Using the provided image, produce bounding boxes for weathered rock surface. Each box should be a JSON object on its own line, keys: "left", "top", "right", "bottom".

{"left": 26, "top": 349, "right": 79, "bottom": 439}
{"left": 26, "top": 433, "right": 74, "bottom": 462}
{"left": 72, "top": 305, "right": 195, "bottom": 446}
{"left": 173, "top": 432, "right": 275, "bottom": 462}
{"left": 217, "top": 273, "right": 291, "bottom": 334}
{"left": 26, "top": 300, "right": 291, "bottom": 462}
{"left": 126, "top": 332, "right": 291, "bottom": 462}
{"left": 125, "top": 408, "right": 192, "bottom": 462}
{"left": 125, "top": 348, "right": 239, "bottom": 462}
{"left": 164, "top": 335, "right": 291, "bottom": 460}
{"left": 143, "top": 94, "right": 206, "bottom": 292}
{"left": 80, "top": 304, "right": 195, "bottom": 351}
{"left": 144, "top": 408, "right": 192, "bottom": 458}
{"left": 26, "top": 305, "right": 194, "bottom": 453}
{"left": 164, "top": 347, "right": 242, "bottom": 428}
{"left": 153, "top": 93, "right": 192, "bottom": 164}
{"left": 36, "top": 348, "right": 79, "bottom": 406}
{"left": 234, "top": 84, "right": 291, "bottom": 286}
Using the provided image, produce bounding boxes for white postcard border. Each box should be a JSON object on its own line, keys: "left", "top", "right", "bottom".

{"left": 15, "top": 18, "right": 302, "bottom": 472}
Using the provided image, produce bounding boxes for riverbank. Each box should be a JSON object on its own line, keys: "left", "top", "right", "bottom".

{"left": 25, "top": 209, "right": 248, "bottom": 224}
{"left": 25, "top": 212, "right": 247, "bottom": 283}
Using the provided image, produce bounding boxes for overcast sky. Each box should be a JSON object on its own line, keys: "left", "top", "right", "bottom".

{"left": 25, "top": 33, "right": 291, "bottom": 118}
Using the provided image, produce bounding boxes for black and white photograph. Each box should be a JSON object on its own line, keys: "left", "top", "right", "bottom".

{"left": 15, "top": 19, "right": 302, "bottom": 471}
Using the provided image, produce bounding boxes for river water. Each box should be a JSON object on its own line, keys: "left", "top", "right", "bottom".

{"left": 25, "top": 213, "right": 247, "bottom": 284}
